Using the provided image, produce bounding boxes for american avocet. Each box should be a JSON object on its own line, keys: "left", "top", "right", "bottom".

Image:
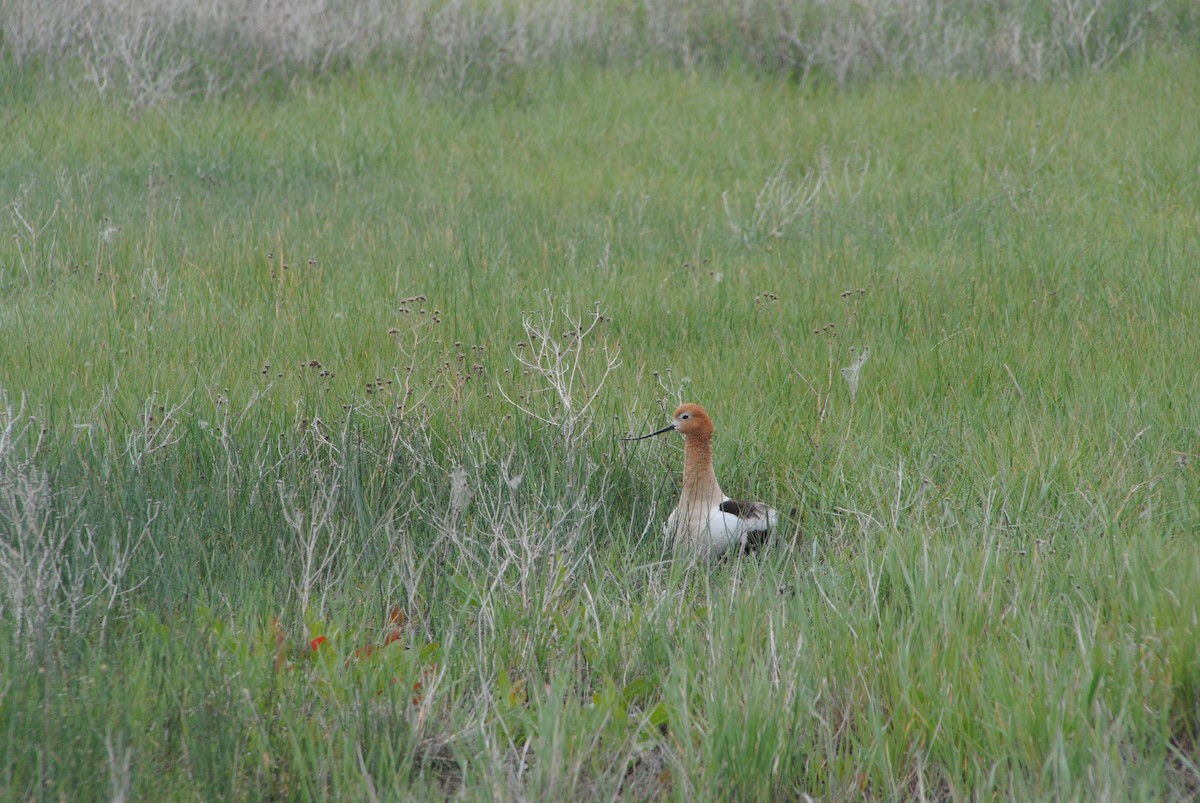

{"left": 625, "top": 403, "right": 778, "bottom": 560}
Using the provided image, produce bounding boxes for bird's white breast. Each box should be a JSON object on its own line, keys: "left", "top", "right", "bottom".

{"left": 665, "top": 498, "right": 777, "bottom": 560}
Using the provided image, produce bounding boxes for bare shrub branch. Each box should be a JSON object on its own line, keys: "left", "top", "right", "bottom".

{"left": 124, "top": 391, "right": 186, "bottom": 470}
{"left": 497, "top": 293, "right": 621, "bottom": 449}
{"left": 723, "top": 151, "right": 870, "bottom": 245}
{"left": 277, "top": 465, "right": 343, "bottom": 616}
{"left": 1, "top": 0, "right": 1188, "bottom": 105}
{"left": 0, "top": 389, "right": 155, "bottom": 657}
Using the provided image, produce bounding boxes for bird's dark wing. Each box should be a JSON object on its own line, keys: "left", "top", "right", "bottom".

{"left": 718, "top": 498, "right": 771, "bottom": 526}
{"left": 719, "top": 498, "right": 777, "bottom": 554}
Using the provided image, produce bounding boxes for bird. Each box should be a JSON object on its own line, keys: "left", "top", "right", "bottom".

{"left": 624, "top": 403, "right": 778, "bottom": 560}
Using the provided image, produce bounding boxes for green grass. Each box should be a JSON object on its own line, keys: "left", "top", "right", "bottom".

{"left": 2, "top": 52, "right": 1199, "bottom": 800}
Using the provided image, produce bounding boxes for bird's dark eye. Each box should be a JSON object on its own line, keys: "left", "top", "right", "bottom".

{"left": 681, "top": 413, "right": 690, "bottom": 420}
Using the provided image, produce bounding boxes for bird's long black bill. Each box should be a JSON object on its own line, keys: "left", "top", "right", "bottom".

{"left": 621, "top": 424, "right": 676, "bottom": 442}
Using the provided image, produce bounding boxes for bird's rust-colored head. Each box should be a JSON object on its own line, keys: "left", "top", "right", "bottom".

{"left": 623, "top": 402, "right": 715, "bottom": 442}
{"left": 671, "top": 403, "right": 714, "bottom": 439}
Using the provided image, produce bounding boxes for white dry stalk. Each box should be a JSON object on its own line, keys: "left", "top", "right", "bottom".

{"left": 277, "top": 467, "right": 343, "bottom": 614}
{"left": 497, "top": 294, "right": 621, "bottom": 448}
{"left": 124, "top": 391, "right": 187, "bottom": 470}
{"left": 76, "top": 6, "right": 192, "bottom": 106}
{"left": 105, "top": 730, "right": 134, "bottom": 803}
{"left": 0, "top": 0, "right": 1173, "bottom": 105}
{"left": 653, "top": 367, "right": 688, "bottom": 412}
{"left": 4, "top": 185, "right": 61, "bottom": 285}
{"left": 723, "top": 158, "right": 825, "bottom": 244}
{"left": 1049, "top": 0, "right": 1158, "bottom": 71}
{"left": 208, "top": 382, "right": 272, "bottom": 507}
{"left": 389, "top": 323, "right": 440, "bottom": 421}
{"left": 725, "top": 150, "right": 872, "bottom": 246}
{"left": 139, "top": 264, "right": 170, "bottom": 307}
{"left": 0, "top": 390, "right": 40, "bottom": 471}
{"left": 823, "top": 148, "right": 873, "bottom": 204}
{"left": 355, "top": 742, "right": 383, "bottom": 803}
{"left": 436, "top": 439, "right": 604, "bottom": 628}
{"left": 82, "top": 503, "right": 160, "bottom": 645}
{"left": 0, "top": 391, "right": 70, "bottom": 655}
{"left": 0, "top": 389, "right": 155, "bottom": 657}
{"left": 0, "top": 464, "right": 71, "bottom": 657}
{"left": 509, "top": 460, "right": 601, "bottom": 609}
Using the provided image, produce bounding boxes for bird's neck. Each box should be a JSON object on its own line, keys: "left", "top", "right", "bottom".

{"left": 681, "top": 435, "right": 723, "bottom": 506}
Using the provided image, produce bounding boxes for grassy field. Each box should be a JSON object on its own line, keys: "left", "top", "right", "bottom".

{"left": 2, "top": 31, "right": 1200, "bottom": 801}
